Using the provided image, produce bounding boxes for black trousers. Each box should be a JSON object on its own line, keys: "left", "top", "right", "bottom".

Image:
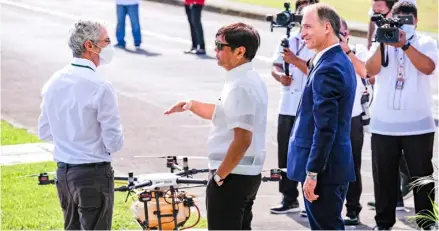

{"left": 55, "top": 163, "right": 114, "bottom": 230}
{"left": 277, "top": 114, "right": 299, "bottom": 204}
{"left": 372, "top": 133, "right": 435, "bottom": 229}
{"left": 345, "top": 115, "right": 364, "bottom": 216}
{"left": 185, "top": 4, "right": 205, "bottom": 50}
{"left": 206, "top": 173, "right": 261, "bottom": 230}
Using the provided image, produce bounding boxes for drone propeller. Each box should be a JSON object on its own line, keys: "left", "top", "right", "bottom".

{"left": 133, "top": 155, "right": 208, "bottom": 160}
{"left": 20, "top": 171, "right": 56, "bottom": 177}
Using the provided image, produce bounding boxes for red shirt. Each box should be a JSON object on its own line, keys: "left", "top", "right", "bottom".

{"left": 184, "top": 0, "right": 205, "bottom": 5}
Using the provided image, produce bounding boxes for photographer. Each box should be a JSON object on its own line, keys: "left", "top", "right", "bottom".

{"left": 367, "top": 0, "right": 396, "bottom": 50}
{"left": 269, "top": 0, "right": 316, "bottom": 215}
{"left": 339, "top": 19, "right": 368, "bottom": 226}
{"left": 366, "top": 2, "right": 437, "bottom": 230}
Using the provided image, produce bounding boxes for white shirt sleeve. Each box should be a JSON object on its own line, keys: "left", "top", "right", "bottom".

{"left": 37, "top": 99, "right": 52, "bottom": 141}
{"left": 355, "top": 44, "right": 369, "bottom": 63}
{"left": 96, "top": 81, "right": 124, "bottom": 153}
{"left": 223, "top": 86, "right": 257, "bottom": 132}
{"left": 368, "top": 7, "right": 374, "bottom": 17}
{"left": 419, "top": 36, "right": 438, "bottom": 75}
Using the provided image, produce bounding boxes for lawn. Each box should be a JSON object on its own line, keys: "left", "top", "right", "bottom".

{"left": 232, "top": 0, "right": 438, "bottom": 33}
{"left": 1, "top": 120, "right": 41, "bottom": 145}
{"left": 0, "top": 120, "right": 207, "bottom": 230}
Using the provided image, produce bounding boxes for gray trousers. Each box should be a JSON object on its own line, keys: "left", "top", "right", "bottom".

{"left": 55, "top": 162, "right": 114, "bottom": 230}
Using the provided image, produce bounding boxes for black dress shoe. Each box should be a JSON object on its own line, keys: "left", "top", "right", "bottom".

{"left": 344, "top": 213, "right": 360, "bottom": 226}
{"left": 373, "top": 226, "right": 392, "bottom": 230}
{"left": 270, "top": 200, "right": 301, "bottom": 214}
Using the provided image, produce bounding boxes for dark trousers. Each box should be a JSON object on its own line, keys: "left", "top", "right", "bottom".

{"left": 185, "top": 4, "right": 205, "bottom": 50}
{"left": 116, "top": 4, "right": 141, "bottom": 46}
{"left": 277, "top": 114, "right": 299, "bottom": 204}
{"left": 304, "top": 183, "right": 349, "bottom": 230}
{"left": 345, "top": 115, "right": 364, "bottom": 216}
{"left": 372, "top": 133, "right": 435, "bottom": 229}
{"left": 206, "top": 173, "right": 261, "bottom": 230}
{"left": 55, "top": 163, "right": 115, "bottom": 230}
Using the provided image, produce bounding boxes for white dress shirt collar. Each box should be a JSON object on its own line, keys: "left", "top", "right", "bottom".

{"left": 312, "top": 43, "right": 340, "bottom": 66}
{"left": 71, "top": 57, "right": 97, "bottom": 71}
{"left": 225, "top": 62, "right": 253, "bottom": 83}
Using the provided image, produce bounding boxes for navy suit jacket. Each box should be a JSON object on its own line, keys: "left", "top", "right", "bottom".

{"left": 287, "top": 45, "right": 357, "bottom": 185}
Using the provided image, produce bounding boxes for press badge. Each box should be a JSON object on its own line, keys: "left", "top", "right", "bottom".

{"left": 395, "top": 77, "right": 405, "bottom": 90}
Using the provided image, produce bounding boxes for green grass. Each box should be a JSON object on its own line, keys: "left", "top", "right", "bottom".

{"left": 232, "top": 0, "right": 438, "bottom": 33}
{"left": 1, "top": 161, "right": 208, "bottom": 230}
{"left": 1, "top": 120, "right": 41, "bottom": 145}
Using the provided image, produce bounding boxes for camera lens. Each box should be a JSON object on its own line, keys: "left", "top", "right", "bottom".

{"left": 276, "top": 13, "right": 290, "bottom": 26}
{"left": 384, "top": 31, "right": 395, "bottom": 39}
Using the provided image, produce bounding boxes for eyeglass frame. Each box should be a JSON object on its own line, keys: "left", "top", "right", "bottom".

{"left": 215, "top": 40, "right": 234, "bottom": 51}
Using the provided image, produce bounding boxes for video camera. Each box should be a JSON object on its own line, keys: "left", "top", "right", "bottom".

{"left": 266, "top": 2, "right": 303, "bottom": 32}
{"left": 371, "top": 14, "right": 414, "bottom": 43}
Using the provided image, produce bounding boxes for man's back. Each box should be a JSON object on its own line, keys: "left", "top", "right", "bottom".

{"left": 287, "top": 45, "right": 356, "bottom": 184}
{"left": 39, "top": 58, "right": 123, "bottom": 164}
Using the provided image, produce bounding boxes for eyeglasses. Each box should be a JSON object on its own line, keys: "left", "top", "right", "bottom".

{"left": 215, "top": 40, "right": 232, "bottom": 50}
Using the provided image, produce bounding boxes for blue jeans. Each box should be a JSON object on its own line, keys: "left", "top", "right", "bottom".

{"left": 116, "top": 4, "right": 141, "bottom": 46}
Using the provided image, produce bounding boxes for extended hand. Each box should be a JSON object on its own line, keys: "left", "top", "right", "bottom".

{"left": 339, "top": 35, "right": 350, "bottom": 53}
{"left": 164, "top": 101, "right": 191, "bottom": 115}
{"left": 303, "top": 176, "right": 319, "bottom": 202}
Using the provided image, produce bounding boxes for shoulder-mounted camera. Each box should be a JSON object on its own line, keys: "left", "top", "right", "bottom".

{"left": 371, "top": 14, "right": 414, "bottom": 43}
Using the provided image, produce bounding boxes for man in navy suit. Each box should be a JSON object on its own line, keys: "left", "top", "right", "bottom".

{"left": 286, "top": 3, "right": 357, "bottom": 230}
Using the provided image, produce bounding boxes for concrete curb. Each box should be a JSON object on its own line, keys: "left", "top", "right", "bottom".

{"left": 143, "top": 0, "right": 369, "bottom": 38}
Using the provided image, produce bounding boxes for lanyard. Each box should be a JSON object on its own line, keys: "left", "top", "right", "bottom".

{"left": 393, "top": 48, "right": 406, "bottom": 110}
{"left": 295, "top": 38, "right": 306, "bottom": 56}
{"left": 71, "top": 63, "right": 95, "bottom": 72}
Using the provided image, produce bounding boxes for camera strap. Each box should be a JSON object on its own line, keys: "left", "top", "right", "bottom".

{"left": 380, "top": 43, "right": 389, "bottom": 67}
{"left": 393, "top": 47, "right": 406, "bottom": 110}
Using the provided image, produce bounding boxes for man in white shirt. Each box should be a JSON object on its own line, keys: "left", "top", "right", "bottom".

{"left": 366, "top": 2, "right": 437, "bottom": 230}
{"left": 38, "top": 19, "right": 124, "bottom": 230}
{"left": 115, "top": 0, "right": 141, "bottom": 48}
{"left": 164, "top": 22, "right": 267, "bottom": 230}
{"left": 269, "top": 0, "right": 316, "bottom": 215}
{"left": 339, "top": 19, "right": 369, "bottom": 226}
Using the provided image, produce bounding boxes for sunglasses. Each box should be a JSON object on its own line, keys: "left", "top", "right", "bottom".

{"left": 215, "top": 40, "right": 232, "bottom": 50}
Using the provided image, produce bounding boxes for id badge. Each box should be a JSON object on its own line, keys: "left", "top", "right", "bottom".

{"left": 395, "top": 78, "right": 405, "bottom": 90}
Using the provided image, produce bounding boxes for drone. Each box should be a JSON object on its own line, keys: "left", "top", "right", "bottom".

{"left": 27, "top": 155, "right": 286, "bottom": 231}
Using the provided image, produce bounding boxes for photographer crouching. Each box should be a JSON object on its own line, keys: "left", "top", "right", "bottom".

{"left": 366, "top": 2, "right": 437, "bottom": 230}
{"left": 269, "top": 0, "right": 316, "bottom": 216}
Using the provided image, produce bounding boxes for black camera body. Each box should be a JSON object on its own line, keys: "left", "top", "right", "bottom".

{"left": 371, "top": 14, "right": 414, "bottom": 43}
{"left": 266, "top": 2, "right": 303, "bottom": 32}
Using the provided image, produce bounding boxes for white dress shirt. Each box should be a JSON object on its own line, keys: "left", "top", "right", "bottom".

{"left": 272, "top": 31, "right": 315, "bottom": 116}
{"left": 207, "top": 62, "right": 268, "bottom": 176}
{"left": 367, "top": 34, "right": 437, "bottom": 136}
{"left": 351, "top": 44, "right": 368, "bottom": 117}
{"left": 38, "top": 58, "right": 124, "bottom": 164}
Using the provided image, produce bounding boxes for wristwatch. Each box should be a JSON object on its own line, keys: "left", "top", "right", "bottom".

{"left": 345, "top": 50, "right": 352, "bottom": 55}
{"left": 402, "top": 42, "right": 411, "bottom": 51}
{"left": 213, "top": 173, "right": 224, "bottom": 185}
{"left": 307, "top": 171, "right": 318, "bottom": 181}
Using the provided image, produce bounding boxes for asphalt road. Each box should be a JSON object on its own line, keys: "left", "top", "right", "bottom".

{"left": 1, "top": 0, "right": 438, "bottom": 229}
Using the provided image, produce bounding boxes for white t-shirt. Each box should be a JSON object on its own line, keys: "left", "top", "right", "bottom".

{"left": 116, "top": 0, "right": 140, "bottom": 5}
{"left": 367, "top": 34, "right": 437, "bottom": 136}
{"left": 272, "top": 31, "right": 315, "bottom": 116}
{"left": 351, "top": 44, "right": 368, "bottom": 117}
{"left": 207, "top": 62, "right": 268, "bottom": 175}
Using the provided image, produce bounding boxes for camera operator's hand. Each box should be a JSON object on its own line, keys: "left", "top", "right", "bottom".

{"left": 282, "top": 48, "right": 297, "bottom": 65}
{"left": 387, "top": 29, "right": 407, "bottom": 48}
{"left": 279, "top": 74, "right": 292, "bottom": 86}
{"left": 339, "top": 35, "right": 350, "bottom": 53}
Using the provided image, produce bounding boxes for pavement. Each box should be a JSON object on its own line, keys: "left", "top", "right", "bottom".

{"left": 0, "top": 0, "right": 438, "bottom": 230}
{"left": 142, "top": 0, "right": 439, "bottom": 40}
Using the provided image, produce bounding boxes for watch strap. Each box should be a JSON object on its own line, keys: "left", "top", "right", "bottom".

{"left": 402, "top": 42, "right": 411, "bottom": 51}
